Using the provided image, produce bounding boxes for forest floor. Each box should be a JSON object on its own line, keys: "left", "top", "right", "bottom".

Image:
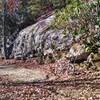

{"left": 0, "top": 59, "right": 100, "bottom": 100}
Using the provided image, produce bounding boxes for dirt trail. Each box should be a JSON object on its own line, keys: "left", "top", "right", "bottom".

{"left": 0, "top": 65, "right": 48, "bottom": 82}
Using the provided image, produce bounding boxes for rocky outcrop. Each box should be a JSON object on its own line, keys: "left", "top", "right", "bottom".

{"left": 12, "top": 15, "right": 73, "bottom": 59}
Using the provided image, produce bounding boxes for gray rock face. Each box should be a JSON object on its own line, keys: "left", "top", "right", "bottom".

{"left": 12, "top": 15, "right": 73, "bottom": 58}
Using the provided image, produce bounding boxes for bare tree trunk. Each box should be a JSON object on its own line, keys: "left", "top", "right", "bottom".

{"left": 1, "top": 0, "right": 7, "bottom": 59}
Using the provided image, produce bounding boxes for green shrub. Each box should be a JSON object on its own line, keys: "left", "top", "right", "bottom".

{"left": 49, "top": 0, "right": 65, "bottom": 8}
{"left": 52, "top": 0, "right": 100, "bottom": 52}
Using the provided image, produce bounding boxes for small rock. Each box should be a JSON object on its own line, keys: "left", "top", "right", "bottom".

{"left": 88, "top": 97, "right": 93, "bottom": 100}
{"left": 66, "top": 43, "right": 85, "bottom": 58}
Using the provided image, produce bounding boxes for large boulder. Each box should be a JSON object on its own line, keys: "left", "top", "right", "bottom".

{"left": 12, "top": 15, "right": 73, "bottom": 59}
